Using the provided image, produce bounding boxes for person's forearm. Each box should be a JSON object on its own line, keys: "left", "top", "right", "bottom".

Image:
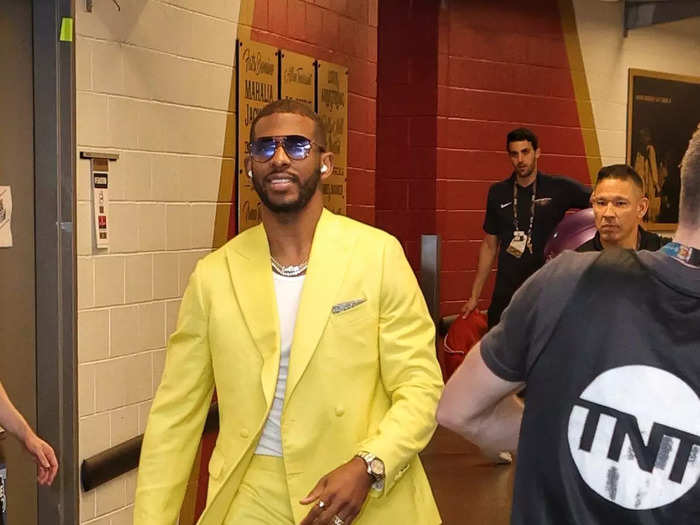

{"left": 0, "top": 382, "right": 31, "bottom": 440}
{"left": 471, "top": 241, "right": 497, "bottom": 300}
{"left": 469, "top": 394, "right": 523, "bottom": 456}
{"left": 437, "top": 344, "right": 523, "bottom": 456}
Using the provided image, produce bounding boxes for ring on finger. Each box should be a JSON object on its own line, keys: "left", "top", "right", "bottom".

{"left": 318, "top": 500, "right": 326, "bottom": 509}
{"left": 332, "top": 515, "right": 344, "bottom": 525}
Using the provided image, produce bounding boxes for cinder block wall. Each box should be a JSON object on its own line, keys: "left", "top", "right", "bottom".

{"left": 75, "top": 2, "right": 238, "bottom": 522}
{"left": 74, "top": 1, "right": 377, "bottom": 524}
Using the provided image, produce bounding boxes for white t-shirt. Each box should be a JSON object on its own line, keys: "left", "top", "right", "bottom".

{"left": 255, "top": 272, "right": 305, "bottom": 456}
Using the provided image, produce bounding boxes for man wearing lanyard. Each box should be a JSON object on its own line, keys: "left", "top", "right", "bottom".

{"left": 438, "top": 125, "right": 700, "bottom": 524}
{"left": 462, "top": 128, "right": 591, "bottom": 328}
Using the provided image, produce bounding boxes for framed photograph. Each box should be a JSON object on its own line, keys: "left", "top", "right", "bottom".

{"left": 626, "top": 69, "right": 700, "bottom": 230}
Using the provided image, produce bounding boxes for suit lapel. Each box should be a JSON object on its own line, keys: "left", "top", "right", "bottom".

{"left": 225, "top": 225, "right": 280, "bottom": 407}
{"left": 286, "top": 209, "right": 355, "bottom": 399}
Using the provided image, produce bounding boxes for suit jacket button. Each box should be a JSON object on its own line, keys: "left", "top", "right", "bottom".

{"left": 240, "top": 428, "right": 250, "bottom": 438}
{"left": 335, "top": 406, "right": 345, "bottom": 417}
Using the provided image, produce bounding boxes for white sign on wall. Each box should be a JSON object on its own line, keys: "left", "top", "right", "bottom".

{"left": 0, "top": 186, "right": 13, "bottom": 248}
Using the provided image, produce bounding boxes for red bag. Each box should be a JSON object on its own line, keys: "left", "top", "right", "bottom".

{"left": 440, "top": 310, "right": 488, "bottom": 380}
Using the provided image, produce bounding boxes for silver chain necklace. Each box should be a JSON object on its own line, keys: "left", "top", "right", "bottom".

{"left": 271, "top": 256, "right": 308, "bottom": 277}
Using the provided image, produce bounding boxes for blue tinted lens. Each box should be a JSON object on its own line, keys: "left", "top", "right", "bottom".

{"left": 282, "top": 136, "right": 312, "bottom": 159}
{"left": 250, "top": 139, "right": 276, "bottom": 160}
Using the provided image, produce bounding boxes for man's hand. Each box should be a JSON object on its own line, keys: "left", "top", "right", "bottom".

{"left": 299, "top": 457, "right": 372, "bottom": 525}
{"left": 23, "top": 430, "right": 58, "bottom": 485}
{"left": 460, "top": 296, "right": 479, "bottom": 318}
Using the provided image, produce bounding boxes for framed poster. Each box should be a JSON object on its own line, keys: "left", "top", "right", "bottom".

{"left": 627, "top": 69, "right": 700, "bottom": 229}
{"left": 317, "top": 60, "right": 348, "bottom": 216}
{"left": 236, "top": 38, "right": 279, "bottom": 232}
{"left": 280, "top": 50, "right": 315, "bottom": 109}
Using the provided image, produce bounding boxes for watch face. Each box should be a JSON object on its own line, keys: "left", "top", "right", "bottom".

{"left": 370, "top": 458, "right": 384, "bottom": 477}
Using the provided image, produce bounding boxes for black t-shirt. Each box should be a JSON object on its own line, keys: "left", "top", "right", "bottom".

{"left": 482, "top": 249, "right": 700, "bottom": 524}
{"left": 483, "top": 172, "right": 591, "bottom": 322}
{"left": 576, "top": 226, "right": 671, "bottom": 252}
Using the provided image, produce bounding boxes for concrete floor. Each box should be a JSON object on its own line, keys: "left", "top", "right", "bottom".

{"left": 421, "top": 427, "right": 515, "bottom": 524}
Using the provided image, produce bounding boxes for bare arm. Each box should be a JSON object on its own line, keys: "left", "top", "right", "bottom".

{"left": 0, "top": 381, "right": 30, "bottom": 438}
{"left": 436, "top": 342, "right": 523, "bottom": 457}
{"left": 0, "top": 381, "right": 58, "bottom": 485}
{"left": 462, "top": 234, "right": 499, "bottom": 314}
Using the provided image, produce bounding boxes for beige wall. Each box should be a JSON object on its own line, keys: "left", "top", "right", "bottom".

{"left": 573, "top": 2, "right": 700, "bottom": 166}
{"left": 75, "top": 1, "right": 240, "bottom": 523}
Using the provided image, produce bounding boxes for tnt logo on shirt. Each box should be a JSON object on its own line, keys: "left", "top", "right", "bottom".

{"left": 567, "top": 365, "right": 700, "bottom": 510}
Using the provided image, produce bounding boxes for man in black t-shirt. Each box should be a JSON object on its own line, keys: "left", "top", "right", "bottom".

{"left": 576, "top": 164, "right": 670, "bottom": 253}
{"left": 437, "top": 125, "right": 700, "bottom": 524}
{"left": 462, "top": 128, "right": 591, "bottom": 328}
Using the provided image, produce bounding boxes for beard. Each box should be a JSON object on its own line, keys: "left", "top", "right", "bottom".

{"left": 252, "top": 167, "right": 322, "bottom": 214}
{"left": 516, "top": 162, "right": 536, "bottom": 178}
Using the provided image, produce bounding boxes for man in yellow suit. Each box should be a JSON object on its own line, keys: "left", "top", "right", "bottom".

{"left": 133, "top": 99, "right": 443, "bottom": 525}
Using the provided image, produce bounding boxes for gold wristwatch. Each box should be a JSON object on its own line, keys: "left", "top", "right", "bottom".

{"left": 357, "top": 451, "right": 385, "bottom": 486}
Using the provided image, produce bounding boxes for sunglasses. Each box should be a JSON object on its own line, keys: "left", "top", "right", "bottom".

{"left": 248, "top": 135, "right": 323, "bottom": 162}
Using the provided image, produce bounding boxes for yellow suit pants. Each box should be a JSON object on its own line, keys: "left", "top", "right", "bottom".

{"left": 223, "top": 455, "right": 295, "bottom": 524}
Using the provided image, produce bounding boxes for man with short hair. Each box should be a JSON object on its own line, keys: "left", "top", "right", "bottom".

{"left": 576, "top": 164, "right": 670, "bottom": 252}
{"left": 462, "top": 127, "right": 591, "bottom": 327}
{"left": 134, "top": 99, "right": 443, "bottom": 525}
{"left": 437, "top": 124, "right": 700, "bottom": 524}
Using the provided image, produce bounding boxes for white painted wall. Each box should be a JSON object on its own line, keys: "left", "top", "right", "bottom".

{"left": 75, "top": 1, "right": 241, "bottom": 523}
{"left": 573, "top": 3, "right": 700, "bottom": 166}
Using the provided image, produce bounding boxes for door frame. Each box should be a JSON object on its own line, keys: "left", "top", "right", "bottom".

{"left": 33, "top": 0, "right": 78, "bottom": 523}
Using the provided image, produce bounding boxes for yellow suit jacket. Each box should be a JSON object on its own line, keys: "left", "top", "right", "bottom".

{"left": 133, "top": 209, "right": 443, "bottom": 524}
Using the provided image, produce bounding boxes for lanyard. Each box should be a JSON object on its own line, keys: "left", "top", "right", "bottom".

{"left": 660, "top": 242, "right": 700, "bottom": 268}
{"left": 513, "top": 176, "right": 537, "bottom": 240}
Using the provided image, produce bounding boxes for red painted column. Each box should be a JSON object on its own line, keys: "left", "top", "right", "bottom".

{"left": 375, "top": 0, "right": 439, "bottom": 270}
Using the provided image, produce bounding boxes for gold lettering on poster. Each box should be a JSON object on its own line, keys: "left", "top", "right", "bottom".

{"left": 280, "top": 50, "right": 315, "bottom": 109}
{"left": 237, "top": 38, "right": 278, "bottom": 232}
{"left": 317, "top": 61, "right": 348, "bottom": 215}
{"left": 635, "top": 94, "right": 672, "bottom": 104}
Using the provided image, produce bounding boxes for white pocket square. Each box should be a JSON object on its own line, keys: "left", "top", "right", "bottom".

{"left": 332, "top": 298, "right": 367, "bottom": 314}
